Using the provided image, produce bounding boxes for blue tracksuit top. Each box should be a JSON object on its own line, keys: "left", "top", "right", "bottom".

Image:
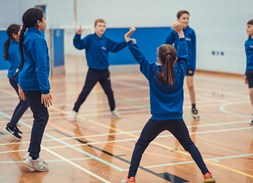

{"left": 127, "top": 38, "right": 188, "bottom": 120}
{"left": 73, "top": 33, "right": 127, "bottom": 70}
{"left": 245, "top": 37, "right": 253, "bottom": 73}
{"left": 19, "top": 27, "right": 50, "bottom": 94}
{"left": 7, "top": 40, "right": 20, "bottom": 82}
{"left": 165, "top": 26, "right": 196, "bottom": 70}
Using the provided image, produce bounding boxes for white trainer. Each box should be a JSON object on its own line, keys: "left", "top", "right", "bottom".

{"left": 111, "top": 109, "right": 122, "bottom": 119}
{"left": 24, "top": 156, "right": 49, "bottom": 172}
{"left": 70, "top": 111, "right": 78, "bottom": 121}
{"left": 23, "top": 152, "right": 30, "bottom": 161}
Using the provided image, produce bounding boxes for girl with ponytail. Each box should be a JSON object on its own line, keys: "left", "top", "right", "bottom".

{"left": 121, "top": 24, "right": 215, "bottom": 183}
{"left": 4, "top": 24, "right": 29, "bottom": 140}
{"left": 19, "top": 8, "right": 51, "bottom": 172}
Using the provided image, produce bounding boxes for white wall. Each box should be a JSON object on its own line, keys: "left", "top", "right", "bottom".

{"left": 1, "top": 0, "right": 252, "bottom": 74}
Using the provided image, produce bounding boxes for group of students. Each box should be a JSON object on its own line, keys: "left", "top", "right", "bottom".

{"left": 3, "top": 6, "right": 253, "bottom": 183}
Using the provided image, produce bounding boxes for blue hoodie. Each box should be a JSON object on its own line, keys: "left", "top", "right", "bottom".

{"left": 245, "top": 37, "right": 253, "bottom": 73}
{"left": 73, "top": 33, "right": 127, "bottom": 70}
{"left": 7, "top": 40, "right": 20, "bottom": 82}
{"left": 127, "top": 38, "right": 188, "bottom": 120}
{"left": 19, "top": 27, "right": 50, "bottom": 94}
{"left": 165, "top": 26, "right": 196, "bottom": 71}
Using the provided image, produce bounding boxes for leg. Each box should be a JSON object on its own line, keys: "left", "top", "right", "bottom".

{"left": 8, "top": 78, "right": 29, "bottom": 128}
{"left": 25, "top": 91, "right": 48, "bottom": 159}
{"left": 73, "top": 69, "right": 99, "bottom": 112}
{"left": 168, "top": 119, "right": 209, "bottom": 175}
{"left": 186, "top": 75, "right": 199, "bottom": 119}
{"left": 186, "top": 75, "right": 196, "bottom": 105}
{"left": 246, "top": 72, "right": 253, "bottom": 125}
{"left": 128, "top": 119, "right": 165, "bottom": 177}
{"left": 98, "top": 70, "right": 115, "bottom": 111}
{"left": 249, "top": 88, "right": 253, "bottom": 108}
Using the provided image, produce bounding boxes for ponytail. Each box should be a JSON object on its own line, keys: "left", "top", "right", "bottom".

{"left": 18, "top": 25, "right": 27, "bottom": 71}
{"left": 157, "top": 45, "right": 177, "bottom": 86}
{"left": 3, "top": 24, "right": 21, "bottom": 61}
{"left": 3, "top": 38, "right": 11, "bottom": 60}
{"left": 163, "top": 54, "right": 175, "bottom": 85}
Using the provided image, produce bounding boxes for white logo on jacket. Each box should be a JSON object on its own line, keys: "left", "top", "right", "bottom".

{"left": 250, "top": 45, "right": 253, "bottom": 49}
{"left": 185, "top": 37, "right": 191, "bottom": 41}
{"left": 102, "top": 46, "right": 107, "bottom": 50}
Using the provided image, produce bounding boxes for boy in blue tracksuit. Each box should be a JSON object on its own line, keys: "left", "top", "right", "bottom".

{"left": 122, "top": 25, "right": 215, "bottom": 183}
{"left": 70, "top": 18, "right": 127, "bottom": 120}
{"left": 245, "top": 19, "right": 253, "bottom": 125}
{"left": 19, "top": 8, "right": 52, "bottom": 172}
{"left": 4, "top": 24, "right": 29, "bottom": 140}
{"left": 165, "top": 10, "right": 199, "bottom": 120}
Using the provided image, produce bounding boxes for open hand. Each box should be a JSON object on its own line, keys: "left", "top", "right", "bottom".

{"left": 41, "top": 93, "right": 52, "bottom": 107}
{"left": 173, "top": 22, "right": 184, "bottom": 38}
{"left": 124, "top": 26, "right": 136, "bottom": 42}
{"left": 18, "top": 88, "right": 26, "bottom": 101}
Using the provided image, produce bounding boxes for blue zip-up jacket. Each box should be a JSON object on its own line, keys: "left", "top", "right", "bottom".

{"left": 165, "top": 26, "right": 196, "bottom": 70}
{"left": 7, "top": 40, "right": 20, "bottom": 82}
{"left": 245, "top": 37, "right": 253, "bottom": 73}
{"left": 19, "top": 27, "right": 50, "bottom": 94}
{"left": 127, "top": 38, "right": 188, "bottom": 120}
{"left": 73, "top": 33, "right": 127, "bottom": 70}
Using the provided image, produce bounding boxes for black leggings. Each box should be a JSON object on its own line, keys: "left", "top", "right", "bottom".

{"left": 73, "top": 68, "right": 115, "bottom": 112}
{"left": 128, "top": 119, "right": 209, "bottom": 177}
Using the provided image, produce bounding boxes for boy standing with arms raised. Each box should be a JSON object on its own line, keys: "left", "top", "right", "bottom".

{"left": 71, "top": 18, "right": 127, "bottom": 120}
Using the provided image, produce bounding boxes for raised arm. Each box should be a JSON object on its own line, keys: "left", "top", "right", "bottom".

{"left": 165, "top": 29, "right": 177, "bottom": 44}
{"left": 107, "top": 38, "right": 127, "bottom": 52}
{"left": 124, "top": 27, "right": 156, "bottom": 79}
{"left": 173, "top": 23, "right": 188, "bottom": 75}
{"left": 73, "top": 26, "right": 89, "bottom": 50}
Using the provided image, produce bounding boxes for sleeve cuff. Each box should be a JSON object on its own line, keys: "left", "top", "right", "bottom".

{"left": 179, "top": 38, "right": 186, "bottom": 41}
{"left": 127, "top": 40, "right": 134, "bottom": 46}
{"left": 41, "top": 90, "right": 50, "bottom": 94}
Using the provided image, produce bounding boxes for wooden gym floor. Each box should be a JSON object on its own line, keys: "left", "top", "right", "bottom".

{"left": 0, "top": 56, "right": 253, "bottom": 183}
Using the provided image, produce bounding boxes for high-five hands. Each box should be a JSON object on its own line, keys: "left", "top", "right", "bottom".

{"left": 124, "top": 26, "right": 136, "bottom": 42}
{"left": 76, "top": 26, "right": 84, "bottom": 35}
{"left": 173, "top": 22, "right": 184, "bottom": 38}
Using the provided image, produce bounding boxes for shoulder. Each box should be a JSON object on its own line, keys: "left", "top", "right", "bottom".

{"left": 188, "top": 26, "right": 196, "bottom": 35}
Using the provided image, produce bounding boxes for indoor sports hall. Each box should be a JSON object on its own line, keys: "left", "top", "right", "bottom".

{"left": 0, "top": 0, "right": 252, "bottom": 183}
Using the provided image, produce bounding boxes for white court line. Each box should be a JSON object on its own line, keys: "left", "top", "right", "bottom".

{"left": 220, "top": 101, "right": 252, "bottom": 118}
{"left": 0, "top": 120, "right": 249, "bottom": 147}
{"left": 0, "top": 111, "right": 120, "bottom": 181}
{"left": 134, "top": 153, "right": 253, "bottom": 169}
{"left": 0, "top": 157, "right": 92, "bottom": 164}
{"left": 1, "top": 125, "right": 251, "bottom": 155}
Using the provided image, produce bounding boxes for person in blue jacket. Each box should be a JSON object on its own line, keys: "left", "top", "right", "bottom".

{"left": 121, "top": 25, "right": 215, "bottom": 183}
{"left": 3, "top": 24, "right": 29, "bottom": 140}
{"left": 245, "top": 19, "right": 253, "bottom": 126}
{"left": 70, "top": 18, "right": 127, "bottom": 120}
{"left": 165, "top": 10, "right": 199, "bottom": 120}
{"left": 19, "top": 8, "right": 52, "bottom": 172}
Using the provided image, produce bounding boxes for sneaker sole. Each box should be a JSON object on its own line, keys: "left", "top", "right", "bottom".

{"left": 4, "top": 128, "right": 21, "bottom": 141}
{"left": 24, "top": 161, "right": 49, "bottom": 172}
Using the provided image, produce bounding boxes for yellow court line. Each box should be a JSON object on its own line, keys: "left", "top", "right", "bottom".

{"left": 49, "top": 106, "right": 253, "bottom": 179}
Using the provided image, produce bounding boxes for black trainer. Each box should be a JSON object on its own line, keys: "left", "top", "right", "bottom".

{"left": 5, "top": 125, "right": 22, "bottom": 140}
{"left": 15, "top": 125, "right": 23, "bottom": 134}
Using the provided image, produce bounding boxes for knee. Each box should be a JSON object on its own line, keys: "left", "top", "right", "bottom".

{"left": 249, "top": 89, "right": 253, "bottom": 96}
{"left": 187, "top": 83, "right": 194, "bottom": 91}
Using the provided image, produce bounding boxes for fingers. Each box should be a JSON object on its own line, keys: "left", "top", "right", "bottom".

{"left": 124, "top": 26, "right": 136, "bottom": 42}
{"left": 41, "top": 94, "right": 53, "bottom": 107}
